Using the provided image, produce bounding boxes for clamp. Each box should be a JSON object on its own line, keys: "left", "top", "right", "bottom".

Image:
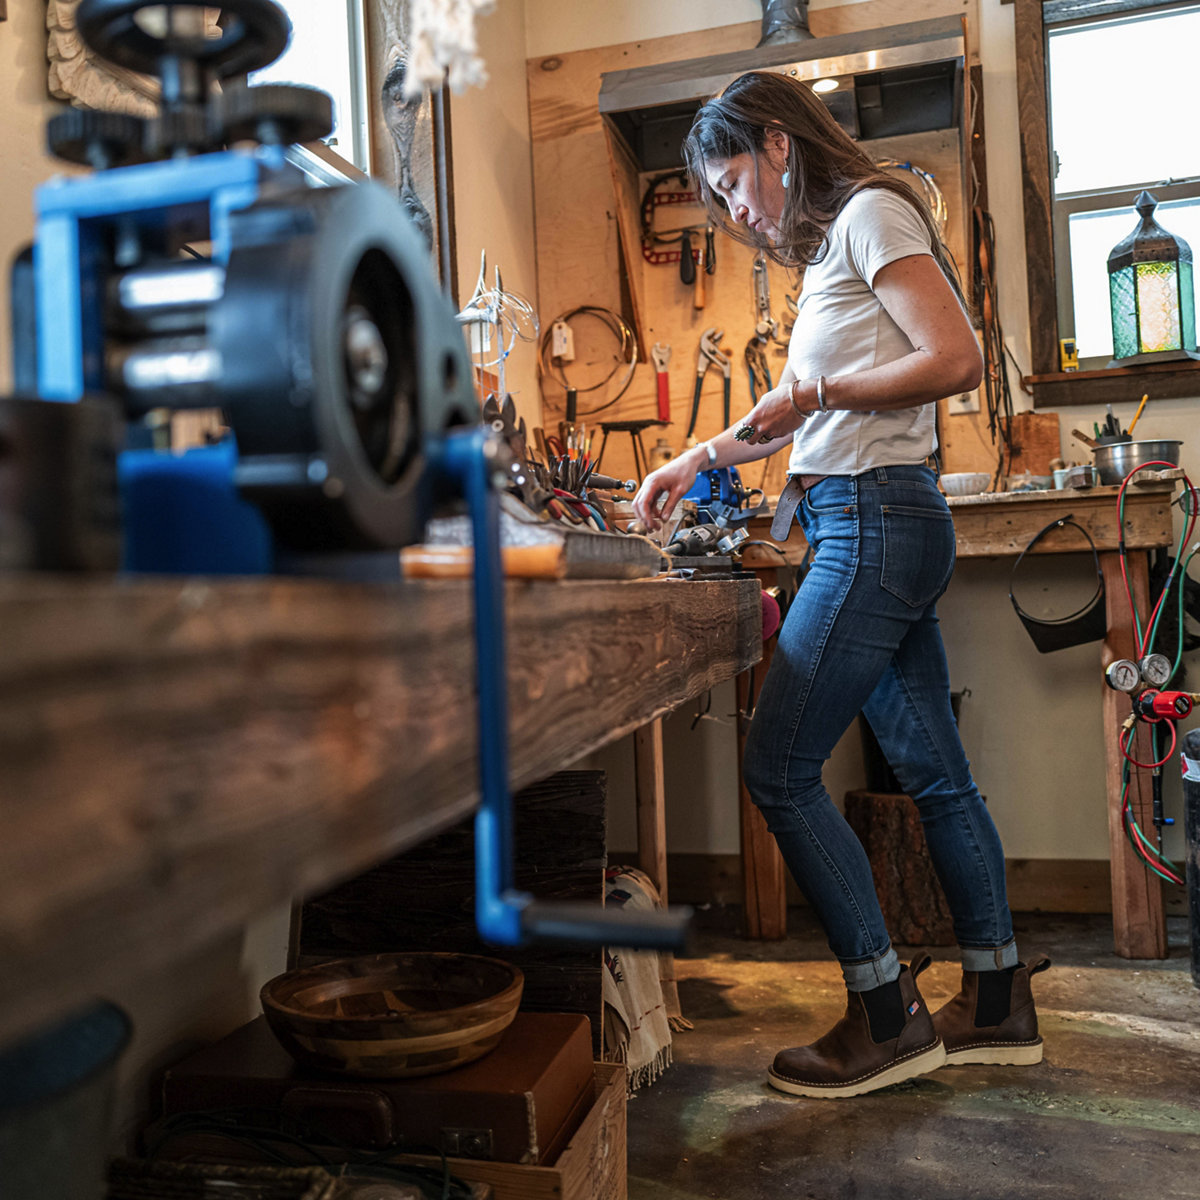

{"left": 651, "top": 342, "right": 671, "bottom": 422}
{"left": 688, "top": 327, "right": 731, "bottom": 441}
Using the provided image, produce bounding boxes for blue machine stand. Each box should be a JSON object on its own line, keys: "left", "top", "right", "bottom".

{"left": 438, "top": 427, "right": 691, "bottom": 951}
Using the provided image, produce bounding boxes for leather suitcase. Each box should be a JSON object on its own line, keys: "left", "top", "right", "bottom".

{"left": 160, "top": 1011, "right": 595, "bottom": 1165}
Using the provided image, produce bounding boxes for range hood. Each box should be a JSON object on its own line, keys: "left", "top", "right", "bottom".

{"left": 599, "top": 16, "right": 965, "bottom": 173}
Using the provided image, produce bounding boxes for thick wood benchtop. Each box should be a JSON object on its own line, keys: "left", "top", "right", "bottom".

{"left": 0, "top": 573, "right": 761, "bottom": 1046}
{"left": 741, "top": 480, "right": 1177, "bottom": 567}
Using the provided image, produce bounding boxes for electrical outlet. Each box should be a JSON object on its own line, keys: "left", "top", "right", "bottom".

{"left": 947, "top": 387, "right": 981, "bottom": 415}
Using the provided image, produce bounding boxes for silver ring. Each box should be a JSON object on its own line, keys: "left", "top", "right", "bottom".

{"left": 756, "top": 432, "right": 776, "bottom": 444}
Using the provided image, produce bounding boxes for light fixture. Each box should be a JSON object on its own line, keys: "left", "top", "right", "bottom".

{"left": 811, "top": 77, "right": 839, "bottom": 93}
{"left": 1106, "top": 190, "right": 1199, "bottom": 367}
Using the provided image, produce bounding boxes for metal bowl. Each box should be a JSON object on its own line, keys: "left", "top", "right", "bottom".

{"left": 1092, "top": 439, "right": 1181, "bottom": 485}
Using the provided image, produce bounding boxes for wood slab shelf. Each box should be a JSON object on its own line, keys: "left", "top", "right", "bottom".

{"left": 0, "top": 573, "right": 761, "bottom": 1046}
{"left": 1027, "top": 361, "right": 1200, "bottom": 408}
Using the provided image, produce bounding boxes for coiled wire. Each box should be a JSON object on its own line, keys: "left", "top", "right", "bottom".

{"left": 537, "top": 305, "right": 639, "bottom": 416}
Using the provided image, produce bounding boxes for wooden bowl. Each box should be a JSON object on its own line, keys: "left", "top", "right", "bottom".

{"left": 260, "top": 952, "right": 523, "bottom": 1078}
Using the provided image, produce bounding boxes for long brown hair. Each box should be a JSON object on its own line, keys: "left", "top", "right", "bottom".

{"left": 683, "top": 70, "right": 965, "bottom": 302}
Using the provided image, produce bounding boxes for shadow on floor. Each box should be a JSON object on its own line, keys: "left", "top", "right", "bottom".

{"left": 626, "top": 909, "right": 1199, "bottom": 1200}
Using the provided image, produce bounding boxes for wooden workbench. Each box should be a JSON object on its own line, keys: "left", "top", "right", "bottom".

{"left": 0, "top": 573, "right": 761, "bottom": 1048}
{"left": 739, "top": 480, "right": 1179, "bottom": 959}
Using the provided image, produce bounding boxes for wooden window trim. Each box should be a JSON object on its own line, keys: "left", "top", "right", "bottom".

{"left": 1013, "top": 0, "right": 1200, "bottom": 407}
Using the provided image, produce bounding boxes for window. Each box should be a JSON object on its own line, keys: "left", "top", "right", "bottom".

{"left": 250, "top": 0, "right": 371, "bottom": 172}
{"left": 1047, "top": 3, "right": 1200, "bottom": 367}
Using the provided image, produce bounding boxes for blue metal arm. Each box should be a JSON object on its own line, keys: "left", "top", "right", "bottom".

{"left": 436, "top": 427, "right": 691, "bottom": 951}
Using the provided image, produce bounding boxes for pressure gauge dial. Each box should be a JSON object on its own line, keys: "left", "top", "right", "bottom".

{"left": 1105, "top": 659, "right": 1142, "bottom": 693}
{"left": 1138, "top": 653, "right": 1172, "bottom": 688}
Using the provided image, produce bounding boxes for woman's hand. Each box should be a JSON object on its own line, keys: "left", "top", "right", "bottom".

{"left": 632, "top": 449, "right": 704, "bottom": 532}
{"left": 736, "top": 380, "right": 808, "bottom": 445}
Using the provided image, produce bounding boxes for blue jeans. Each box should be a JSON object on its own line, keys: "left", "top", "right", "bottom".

{"left": 743, "top": 465, "right": 1017, "bottom": 991}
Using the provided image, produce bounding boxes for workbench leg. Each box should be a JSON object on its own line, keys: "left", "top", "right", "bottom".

{"left": 736, "top": 640, "right": 788, "bottom": 940}
{"left": 1101, "top": 549, "right": 1167, "bottom": 959}
{"left": 634, "top": 719, "right": 668, "bottom": 904}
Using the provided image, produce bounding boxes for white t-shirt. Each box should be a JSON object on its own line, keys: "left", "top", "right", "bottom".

{"left": 786, "top": 187, "right": 939, "bottom": 476}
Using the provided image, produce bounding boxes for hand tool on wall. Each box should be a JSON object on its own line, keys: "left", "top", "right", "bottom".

{"left": 752, "top": 250, "right": 779, "bottom": 342}
{"left": 679, "top": 230, "right": 696, "bottom": 286}
{"left": 651, "top": 342, "right": 671, "bottom": 422}
{"left": 745, "top": 338, "right": 773, "bottom": 405}
{"left": 693, "top": 225, "right": 716, "bottom": 310}
{"left": 686, "top": 327, "right": 731, "bottom": 443}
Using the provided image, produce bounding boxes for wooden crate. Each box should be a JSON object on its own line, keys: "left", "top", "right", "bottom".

{"left": 390, "top": 1062, "right": 626, "bottom": 1200}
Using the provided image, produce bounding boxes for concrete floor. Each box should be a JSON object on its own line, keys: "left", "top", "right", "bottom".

{"left": 625, "top": 910, "right": 1200, "bottom": 1200}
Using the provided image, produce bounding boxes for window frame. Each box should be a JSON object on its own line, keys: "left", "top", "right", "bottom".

{"left": 254, "top": 0, "right": 373, "bottom": 174}
{"left": 1014, "top": 0, "right": 1200, "bottom": 406}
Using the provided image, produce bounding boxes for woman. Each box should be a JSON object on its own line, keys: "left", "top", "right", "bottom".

{"left": 633, "top": 71, "right": 1048, "bottom": 1099}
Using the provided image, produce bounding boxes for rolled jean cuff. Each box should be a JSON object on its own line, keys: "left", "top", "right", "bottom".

{"left": 842, "top": 946, "right": 901, "bottom": 992}
{"left": 962, "top": 940, "right": 1018, "bottom": 972}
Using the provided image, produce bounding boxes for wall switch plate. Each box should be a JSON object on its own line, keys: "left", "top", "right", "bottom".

{"left": 947, "top": 387, "right": 981, "bottom": 415}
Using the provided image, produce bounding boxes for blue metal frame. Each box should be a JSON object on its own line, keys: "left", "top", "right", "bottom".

{"left": 33, "top": 147, "right": 282, "bottom": 403}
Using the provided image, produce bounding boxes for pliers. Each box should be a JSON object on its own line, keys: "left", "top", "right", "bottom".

{"left": 745, "top": 338, "right": 773, "bottom": 405}
{"left": 687, "top": 326, "right": 731, "bottom": 440}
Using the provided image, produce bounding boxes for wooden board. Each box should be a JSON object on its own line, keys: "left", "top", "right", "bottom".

{"left": 945, "top": 483, "right": 1174, "bottom": 557}
{"left": 736, "top": 639, "right": 788, "bottom": 939}
{"left": 1004, "top": 410, "right": 1062, "bottom": 476}
{"left": 528, "top": 1, "right": 981, "bottom": 489}
{"left": 0, "top": 574, "right": 760, "bottom": 1046}
{"left": 393, "top": 1063, "right": 627, "bottom": 1200}
{"left": 1101, "top": 550, "right": 1167, "bottom": 959}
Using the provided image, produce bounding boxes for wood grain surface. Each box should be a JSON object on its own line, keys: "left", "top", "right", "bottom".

{"left": 0, "top": 574, "right": 759, "bottom": 1046}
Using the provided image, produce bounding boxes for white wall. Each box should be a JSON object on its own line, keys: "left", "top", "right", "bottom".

{"left": 547, "top": 0, "right": 1199, "bottom": 867}
{"left": 451, "top": 4, "right": 541, "bottom": 427}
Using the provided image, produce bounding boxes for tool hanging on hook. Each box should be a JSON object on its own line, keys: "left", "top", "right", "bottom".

{"left": 652, "top": 342, "right": 671, "bottom": 422}
{"left": 687, "top": 327, "right": 731, "bottom": 445}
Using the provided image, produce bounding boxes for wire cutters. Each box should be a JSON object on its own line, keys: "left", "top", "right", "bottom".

{"left": 688, "top": 327, "right": 731, "bottom": 439}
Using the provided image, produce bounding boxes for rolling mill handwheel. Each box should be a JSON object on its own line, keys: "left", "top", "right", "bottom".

{"left": 75, "top": 0, "right": 290, "bottom": 81}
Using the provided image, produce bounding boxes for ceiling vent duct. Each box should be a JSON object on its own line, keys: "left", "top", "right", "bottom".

{"left": 598, "top": 15, "right": 965, "bottom": 173}
{"left": 760, "top": 0, "right": 814, "bottom": 47}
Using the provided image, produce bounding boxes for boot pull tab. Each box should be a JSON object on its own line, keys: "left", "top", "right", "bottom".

{"left": 1025, "top": 954, "right": 1052, "bottom": 976}
{"left": 909, "top": 952, "right": 934, "bottom": 980}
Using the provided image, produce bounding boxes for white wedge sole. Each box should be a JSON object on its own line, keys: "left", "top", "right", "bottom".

{"left": 767, "top": 1038, "right": 947, "bottom": 1099}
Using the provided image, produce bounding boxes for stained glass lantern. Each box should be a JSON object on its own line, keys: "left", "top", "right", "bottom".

{"left": 1106, "top": 190, "right": 1199, "bottom": 367}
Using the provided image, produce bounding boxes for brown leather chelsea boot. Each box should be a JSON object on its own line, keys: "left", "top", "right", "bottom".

{"left": 933, "top": 954, "right": 1051, "bottom": 1066}
{"left": 767, "top": 953, "right": 946, "bottom": 1098}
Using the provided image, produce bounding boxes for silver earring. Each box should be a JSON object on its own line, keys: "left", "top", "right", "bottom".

{"left": 781, "top": 169, "right": 790, "bottom": 188}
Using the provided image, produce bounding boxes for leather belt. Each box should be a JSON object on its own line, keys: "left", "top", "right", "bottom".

{"left": 769, "top": 474, "right": 828, "bottom": 540}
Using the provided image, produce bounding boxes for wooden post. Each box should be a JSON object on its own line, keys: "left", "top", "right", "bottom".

{"left": 736, "top": 636, "right": 788, "bottom": 940}
{"left": 1101, "top": 548, "right": 1167, "bottom": 959}
{"left": 634, "top": 718, "right": 668, "bottom": 903}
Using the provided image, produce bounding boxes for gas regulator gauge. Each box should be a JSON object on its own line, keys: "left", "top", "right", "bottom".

{"left": 1138, "top": 653, "right": 1173, "bottom": 688}
{"left": 1105, "top": 659, "right": 1141, "bottom": 693}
